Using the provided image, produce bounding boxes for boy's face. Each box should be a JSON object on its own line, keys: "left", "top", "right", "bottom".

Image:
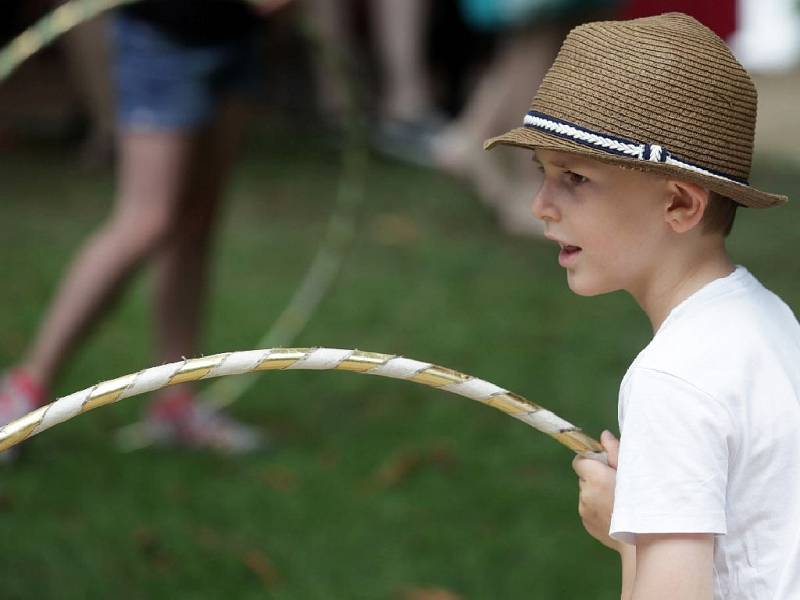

{"left": 533, "top": 149, "right": 671, "bottom": 297}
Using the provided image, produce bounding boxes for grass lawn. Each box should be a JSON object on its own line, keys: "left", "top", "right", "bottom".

{"left": 1, "top": 124, "right": 799, "bottom": 599}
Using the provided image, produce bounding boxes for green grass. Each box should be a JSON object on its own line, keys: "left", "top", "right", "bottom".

{"left": 1, "top": 128, "right": 799, "bottom": 599}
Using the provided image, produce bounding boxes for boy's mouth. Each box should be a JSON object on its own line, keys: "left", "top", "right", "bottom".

{"left": 558, "top": 243, "right": 582, "bottom": 267}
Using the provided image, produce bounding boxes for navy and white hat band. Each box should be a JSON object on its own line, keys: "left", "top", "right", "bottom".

{"left": 523, "top": 111, "right": 749, "bottom": 186}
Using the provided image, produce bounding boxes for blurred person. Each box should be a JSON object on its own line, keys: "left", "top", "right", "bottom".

{"left": 371, "top": 0, "right": 437, "bottom": 126}
{"left": 431, "top": 0, "right": 614, "bottom": 237}
{"left": 0, "top": 0, "right": 293, "bottom": 461}
{"left": 305, "top": 0, "right": 443, "bottom": 151}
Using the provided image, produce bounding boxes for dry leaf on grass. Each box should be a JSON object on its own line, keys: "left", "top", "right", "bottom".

{"left": 373, "top": 443, "right": 457, "bottom": 489}
{"left": 242, "top": 549, "right": 281, "bottom": 588}
{"left": 370, "top": 213, "right": 421, "bottom": 246}
{"left": 133, "top": 527, "right": 173, "bottom": 571}
{"left": 398, "top": 586, "right": 464, "bottom": 600}
{"left": 193, "top": 527, "right": 282, "bottom": 590}
{"left": 260, "top": 465, "right": 299, "bottom": 492}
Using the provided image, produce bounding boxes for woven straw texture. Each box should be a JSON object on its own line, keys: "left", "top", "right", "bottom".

{"left": 485, "top": 12, "right": 788, "bottom": 208}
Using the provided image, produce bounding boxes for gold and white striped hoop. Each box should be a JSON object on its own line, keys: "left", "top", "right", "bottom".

{"left": 0, "top": 347, "right": 605, "bottom": 460}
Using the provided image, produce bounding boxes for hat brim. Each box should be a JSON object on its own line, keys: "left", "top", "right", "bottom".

{"left": 485, "top": 127, "right": 788, "bottom": 209}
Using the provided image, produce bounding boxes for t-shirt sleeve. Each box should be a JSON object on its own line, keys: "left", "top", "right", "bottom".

{"left": 610, "top": 367, "right": 734, "bottom": 545}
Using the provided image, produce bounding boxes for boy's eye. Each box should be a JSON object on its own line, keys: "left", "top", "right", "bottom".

{"left": 565, "top": 171, "right": 588, "bottom": 186}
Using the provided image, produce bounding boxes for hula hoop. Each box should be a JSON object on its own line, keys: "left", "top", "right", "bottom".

{"left": 0, "top": 0, "right": 138, "bottom": 82}
{"left": 0, "top": 5, "right": 606, "bottom": 463}
{"left": 0, "top": 0, "right": 292, "bottom": 83}
{"left": 0, "top": 347, "right": 605, "bottom": 460}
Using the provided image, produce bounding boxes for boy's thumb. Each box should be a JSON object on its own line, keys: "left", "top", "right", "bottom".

{"left": 600, "top": 430, "right": 620, "bottom": 469}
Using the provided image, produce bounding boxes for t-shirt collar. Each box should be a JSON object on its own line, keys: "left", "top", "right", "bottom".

{"left": 656, "top": 265, "right": 749, "bottom": 335}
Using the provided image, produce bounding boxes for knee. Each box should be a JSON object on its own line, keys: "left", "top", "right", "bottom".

{"left": 104, "top": 203, "right": 178, "bottom": 257}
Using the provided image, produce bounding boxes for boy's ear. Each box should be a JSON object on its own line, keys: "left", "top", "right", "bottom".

{"left": 663, "top": 180, "right": 710, "bottom": 233}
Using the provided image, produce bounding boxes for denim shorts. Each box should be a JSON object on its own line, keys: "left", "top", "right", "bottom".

{"left": 114, "top": 15, "right": 261, "bottom": 131}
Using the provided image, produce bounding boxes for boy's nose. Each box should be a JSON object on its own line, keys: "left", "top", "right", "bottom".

{"left": 532, "top": 187, "right": 560, "bottom": 222}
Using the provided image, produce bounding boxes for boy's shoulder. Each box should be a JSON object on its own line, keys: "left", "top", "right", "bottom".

{"left": 630, "top": 267, "right": 800, "bottom": 399}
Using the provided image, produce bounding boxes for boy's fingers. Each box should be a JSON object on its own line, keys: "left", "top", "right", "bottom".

{"left": 573, "top": 455, "right": 601, "bottom": 478}
{"left": 600, "top": 430, "right": 620, "bottom": 469}
{"left": 573, "top": 453, "right": 615, "bottom": 482}
{"left": 572, "top": 454, "right": 585, "bottom": 476}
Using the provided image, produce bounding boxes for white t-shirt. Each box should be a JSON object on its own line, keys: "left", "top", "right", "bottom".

{"left": 610, "top": 266, "right": 800, "bottom": 599}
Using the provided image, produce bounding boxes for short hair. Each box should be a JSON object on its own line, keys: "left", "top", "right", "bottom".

{"left": 702, "top": 191, "right": 739, "bottom": 237}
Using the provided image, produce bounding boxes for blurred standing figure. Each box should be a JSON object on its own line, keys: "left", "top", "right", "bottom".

{"left": 0, "top": 0, "right": 292, "bottom": 460}
{"left": 305, "top": 0, "right": 442, "bottom": 148}
{"left": 432, "top": 0, "right": 614, "bottom": 237}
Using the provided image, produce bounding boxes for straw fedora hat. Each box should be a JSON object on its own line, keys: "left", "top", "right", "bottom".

{"left": 484, "top": 12, "right": 788, "bottom": 208}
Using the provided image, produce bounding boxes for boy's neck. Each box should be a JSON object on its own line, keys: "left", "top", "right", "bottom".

{"left": 632, "top": 242, "right": 735, "bottom": 334}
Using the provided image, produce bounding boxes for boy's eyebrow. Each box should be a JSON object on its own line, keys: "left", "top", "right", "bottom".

{"left": 535, "top": 156, "right": 571, "bottom": 170}
{"left": 544, "top": 154, "right": 596, "bottom": 171}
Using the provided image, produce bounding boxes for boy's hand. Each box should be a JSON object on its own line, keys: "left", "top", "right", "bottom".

{"left": 572, "top": 430, "right": 622, "bottom": 552}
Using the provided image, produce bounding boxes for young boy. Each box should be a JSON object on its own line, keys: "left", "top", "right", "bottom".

{"left": 484, "top": 13, "right": 800, "bottom": 599}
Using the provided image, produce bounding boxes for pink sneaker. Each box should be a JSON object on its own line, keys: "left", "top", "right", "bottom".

{"left": 0, "top": 369, "right": 46, "bottom": 462}
{"left": 143, "top": 389, "right": 264, "bottom": 455}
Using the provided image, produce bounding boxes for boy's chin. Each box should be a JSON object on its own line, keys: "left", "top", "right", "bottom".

{"left": 566, "top": 271, "right": 612, "bottom": 297}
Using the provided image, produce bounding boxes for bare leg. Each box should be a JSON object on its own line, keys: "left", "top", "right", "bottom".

{"left": 153, "top": 102, "right": 249, "bottom": 367}
{"left": 432, "top": 27, "right": 562, "bottom": 235}
{"left": 304, "top": 0, "right": 355, "bottom": 123}
{"left": 446, "top": 28, "right": 562, "bottom": 144}
{"left": 19, "top": 131, "right": 193, "bottom": 391}
{"left": 370, "top": 0, "right": 433, "bottom": 122}
{"left": 61, "top": 14, "right": 116, "bottom": 165}
{"left": 142, "top": 102, "right": 263, "bottom": 453}
{"left": 494, "top": 30, "right": 562, "bottom": 235}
